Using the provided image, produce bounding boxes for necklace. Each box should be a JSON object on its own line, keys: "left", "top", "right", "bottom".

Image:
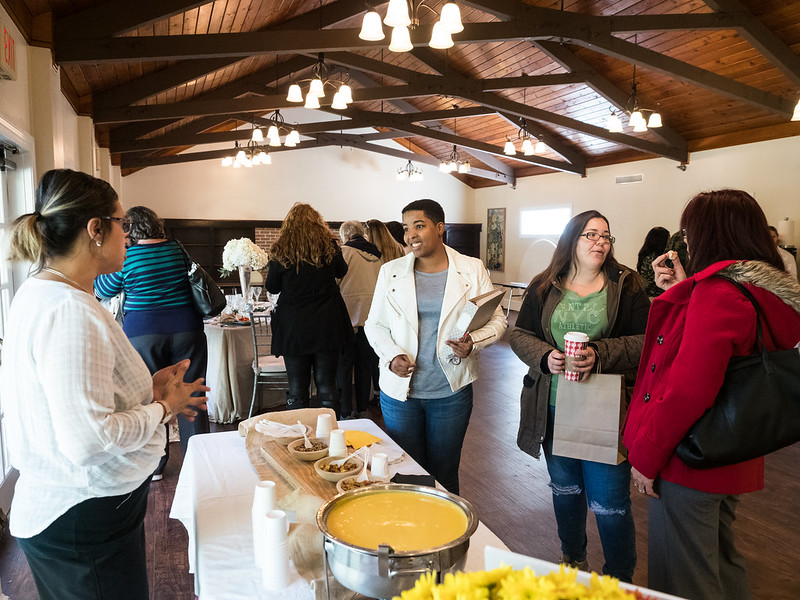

{"left": 42, "top": 267, "right": 92, "bottom": 294}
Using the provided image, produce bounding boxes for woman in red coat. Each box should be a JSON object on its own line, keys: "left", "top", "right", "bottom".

{"left": 623, "top": 190, "right": 800, "bottom": 600}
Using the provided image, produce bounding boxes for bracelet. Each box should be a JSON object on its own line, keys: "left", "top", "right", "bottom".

{"left": 154, "top": 400, "right": 168, "bottom": 424}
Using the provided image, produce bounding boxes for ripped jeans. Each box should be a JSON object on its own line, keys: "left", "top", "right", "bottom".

{"left": 543, "top": 405, "right": 636, "bottom": 582}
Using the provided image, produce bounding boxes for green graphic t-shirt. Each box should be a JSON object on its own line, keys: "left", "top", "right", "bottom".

{"left": 549, "top": 287, "right": 609, "bottom": 406}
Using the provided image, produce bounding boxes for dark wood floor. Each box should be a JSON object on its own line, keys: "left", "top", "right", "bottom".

{"left": 2, "top": 315, "right": 799, "bottom": 599}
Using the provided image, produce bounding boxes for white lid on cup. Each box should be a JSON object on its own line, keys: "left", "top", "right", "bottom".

{"left": 564, "top": 331, "right": 590, "bottom": 343}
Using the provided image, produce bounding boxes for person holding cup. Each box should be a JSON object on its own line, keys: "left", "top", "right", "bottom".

{"left": 510, "top": 210, "right": 650, "bottom": 582}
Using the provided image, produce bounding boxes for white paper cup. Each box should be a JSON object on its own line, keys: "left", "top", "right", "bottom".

{"left": 564, "top": 331, "right": 589, "bottom": 382}
{"left": 316, "top": 413, "right": 333, "bottom": 440}
{"left": 261, "top": 539, "right": 290, "bottom": 589}
{"left": 264, "top": 509, "right": 289, "bottom": 542}
{"left": 371, "top": 452, "right": 389, "bottom": 478}
{"left": 252, "top": 481, "right": 277, "bottom": 566}
{"left": 328, "top": 429, "right": 347, "bottom": 458}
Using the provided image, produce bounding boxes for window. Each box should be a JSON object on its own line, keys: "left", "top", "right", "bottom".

{"left": 520, "top": 205, "right": 572, "bottom": 237}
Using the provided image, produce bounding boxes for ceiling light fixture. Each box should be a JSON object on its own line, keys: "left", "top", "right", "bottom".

{"left": 397, "top": 159, "right": 423, "bottom": 181}
{"left": 359, "top": 0, "right": 464, "bottom": 53}
{"left": 286, "top": 53, "right": 352, "bottom": 110}
{"left": 792, "top": 96, "right": 800, "bottom": 121}
{"left": 503, "top": 118, "right": 547, "bottom": 156}
{"left": 439, "top": 145, "right": 470, "bottom": 173}
{"left": 221, "top": 115, "right": 300, "bottom": 168}
{"left": 608, "top": 63, "right": 663, "bottom": 133}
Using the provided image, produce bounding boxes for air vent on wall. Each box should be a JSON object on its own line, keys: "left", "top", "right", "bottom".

{"left": 615, "top": 174, "right": 643, "bottom": 185}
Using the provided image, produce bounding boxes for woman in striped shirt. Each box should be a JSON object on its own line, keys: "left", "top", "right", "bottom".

{"left": 95, "top": 206, "right": 209, "bottom": 479}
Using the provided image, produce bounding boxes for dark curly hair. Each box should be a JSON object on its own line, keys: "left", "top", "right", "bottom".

{"left": 125, "top": 206, "right": 166, "bottom": 245}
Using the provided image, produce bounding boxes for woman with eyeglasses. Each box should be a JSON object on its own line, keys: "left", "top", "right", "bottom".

{"left": 3, "top": 170, "right": 208, "bottom": 599}
{"left": 510, "top": 210, "right": 650, "bottom": 582}
{"left": 624, "top": 190, "right": 800, "bottom": 600}
{"left": 95, "top": 205, "right": 210, "bottom": 480}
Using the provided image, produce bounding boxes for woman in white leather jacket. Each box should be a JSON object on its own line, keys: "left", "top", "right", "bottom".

{"left": 365, "top": 199, "right": 507, "bottom": 493}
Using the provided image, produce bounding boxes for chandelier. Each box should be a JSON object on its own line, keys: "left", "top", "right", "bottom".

{"left": 607, "top": 65, "right": 663, "bottom": 133}
{"left": 359, "top": 0, "right": 464, "bottom": 52}
{"left": 221, "top": 114, "right": 300, "bottom": 168}
{"left": 221, "top": 139, "right": 271, "bottom": 168}
{"left": 439, "top": 145, "right": 471, "bottom": 173}
{"left": 286, "top": 54, "right": 353, "bottom": 110}
{"left": 397, "top": 159, "right": 424, "bottom": 181}
{"left": 503, "top": 119, "right": 546, "bottom": 156}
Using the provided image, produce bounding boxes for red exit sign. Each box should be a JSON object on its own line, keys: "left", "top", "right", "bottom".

{"left": 1, "top": 19, "right": 16, "bottom": 81}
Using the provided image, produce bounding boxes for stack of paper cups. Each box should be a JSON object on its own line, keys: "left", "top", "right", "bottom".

{"left": 262, "top": 509, "right": 290, "bottom": 590}
{"left": 316, "top": 413, "right": 334, "bottom": 441}
{"left": 252, "top": 480, "right": 277, "bottom": 567}
{"left": 328, "top": 429, "right": 347, "bottom": 458}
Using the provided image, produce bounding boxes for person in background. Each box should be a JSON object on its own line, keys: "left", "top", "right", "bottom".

{"left": 666, "top": 229, "right": 689, "bottom": 270}
{"left": 637, "top": 226, "right": 671, "bottom": 298}
{"left": 510, "top": 210, "right": 650, "bottom": 582}
{"left": 4, "top": 169, "right": 207, "bottom": 600}
{"left": 95, "top": 206, "right": 210, "bottom": 481}
{"left": 266, "top": 203, "right": 351, "bottom": 413}
{"left": 385, "top": 220, "right": 410, "bottom": 253}
{"left": 367, "top": 219, "right": 406, "bottom": 263}
{"left": 626, "top": 190, "right": 800, "bottom": 600}
{"left": 768, "top": 225, "right": 798, "bottom": 279}
{"left": 337, "top": 220, "right": 382, "bottom": 420}
{"left": 365, "top": 199, "right": 507, "bottom": 494}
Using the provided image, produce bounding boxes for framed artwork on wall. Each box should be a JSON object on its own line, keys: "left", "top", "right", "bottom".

{"left": 487, "top": 208, "right": 506, "bottom": 272}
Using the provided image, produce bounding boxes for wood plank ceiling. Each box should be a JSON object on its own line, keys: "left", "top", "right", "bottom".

{"left": 3, "top": 0, "right": 800, "bottom": 188}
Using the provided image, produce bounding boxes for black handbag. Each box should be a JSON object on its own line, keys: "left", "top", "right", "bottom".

{"left": 175, "top": 240, "right": 226, "bottom": 318}
{"left": 675, "top": 278, "right": 800, "bottom": 469}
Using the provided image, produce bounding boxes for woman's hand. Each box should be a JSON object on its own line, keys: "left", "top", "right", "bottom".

{"left": 154, "top": 359, "right": 210, "bottom": 421}
{"left": 390, "top": 354, "right": 416, "bottom": 378}
{"left": 652, "top": 252, "right": 687, "bottom": 291}
{"left": 631, "top": 466, "right": 659, "bottom": 498}
{"left": 547, "top": 350, "right": 566, "bottom": 374}
{"left": 445, "top": 335, "right": 474, "bottom": 359}
{"left": 569, "top": 345, "right": 597, "bottom": 377}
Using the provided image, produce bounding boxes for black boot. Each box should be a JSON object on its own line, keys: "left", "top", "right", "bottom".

{"left": 286, "top": 395, "right": 309, "bottom": 410}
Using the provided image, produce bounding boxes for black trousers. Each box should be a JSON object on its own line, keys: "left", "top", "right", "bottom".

{"left": 18, "top": 478, "right": 151, "bottom": 600}
{"left": 337, "top": 327, "right": 380, "bottom": 416}
{"left": 283, "top": 351, "right": 340, "bottom": 410}
{"left": 129, "top": 329, "right": 210, "bottom": 473}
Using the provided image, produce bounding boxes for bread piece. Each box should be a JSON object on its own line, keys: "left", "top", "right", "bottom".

{"left": 667, "top": 250, "right": 676, "bottom": 260}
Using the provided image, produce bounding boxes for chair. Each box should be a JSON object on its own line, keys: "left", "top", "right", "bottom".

{"left": 248, "top": 311, "right": 290, "bottom": 418}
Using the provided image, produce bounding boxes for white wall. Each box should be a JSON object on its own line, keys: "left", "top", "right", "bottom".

{"left": 474, "top": 136, "right": 800, "bottom": 300}
{"left": 120, "top": 144, "right": 476, "bottom": 222}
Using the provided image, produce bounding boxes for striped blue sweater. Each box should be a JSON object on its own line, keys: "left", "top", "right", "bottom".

{"left": 95, "top": 240, "right": 193, "bottom": 311}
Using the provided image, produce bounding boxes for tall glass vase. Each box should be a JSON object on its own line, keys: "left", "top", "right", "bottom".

{"left": 238, "top": 265, "right": 252, "bottom": 311}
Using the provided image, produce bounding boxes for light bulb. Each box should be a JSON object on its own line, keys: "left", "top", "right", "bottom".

{"left": 410, "top": 171, "right": 423, "bottom": 182}
{"left": 338, "top": 84, "right": 353, "bottom": 104}
{"left": 286, "top": 84, "right": 303, "bottom": 103}
{"left": 458, "top": 161, "right": 470, "bottom": 173}
{"left": 792, "top": 98, "right": 800, "bottom": 121}
{"left": 607, "top": 112, "right": 623, "bottom": 133}
{"left": 439, "top": 161, "right": 450, "bottom": 172}
{"left": 304, "top": 94, "right": 320, "bottom": 109}
{"left": 631, "top": 111, "right": 648, "bottom": 132}
{"left": 309, "top": 78, "right": 325, "bottom": 98}
{"left": 331, "top": 91, "right": 348, "bottom": 110}
{"left": 235, "top": 149, "right": 247, "bottom": 164}
{"left": 429, "top": 22, "right": 454, "bottom": 49}
{"left": 251, "top": 152, "right": 262, "bottom": 166}
{"left": 629, "top": 110, "right": 645, "bottom": 127}
{"left": 251, "top": 128, "right": 263, "bottom": 143}
{"left": 221, "top": 156, "right": 233, "bottom": 167}
{"left": 521, "top": 138, "right": 534, "bottom": 155}
{"left": 397, "top": 170, "right": 409, "bottom": 181}
{"left": 286, "top": 129, "right": 301, "bottom": 146}
{"left": 647, "top": 112, "right": 662, "bottom": 128}
{"left": 439, "top": 3, "right": 464, "bottom": 34}
{"left": 503, "top": 140, "right": 517, "bottom": 155}
{"left": 258, "top": 151, "right": 271, "bottom": 165}
{"left": 384, "top": 0, "right": 411, "bottom": 28}
{"left": 535, "top": 140, "right": 546, "bottom": 154}
{"left": 388, "top": 26, "right": 413, "bottom": 53}
{"left": 267, "top": 125, "right": 281, "bottom": 146}
{"left": 359, "top": 11, "right": 385, "bottom": 41}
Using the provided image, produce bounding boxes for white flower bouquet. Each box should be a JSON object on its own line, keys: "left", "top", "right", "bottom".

{"left": 220, "top": 237, "right": 268, "bottom": 276}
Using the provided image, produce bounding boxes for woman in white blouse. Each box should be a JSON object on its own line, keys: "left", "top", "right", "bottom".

{"left": 2, "top": 169, "right": 209, "bottom": 600}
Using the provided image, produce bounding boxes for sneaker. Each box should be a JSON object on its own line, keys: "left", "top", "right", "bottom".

{"left": 151, "top": 473, "right": 163, "bottom": 482}
{"left": 559, "top": 554, "right": 589, "bottom": 571}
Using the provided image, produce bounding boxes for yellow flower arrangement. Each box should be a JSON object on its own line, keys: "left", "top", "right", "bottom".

{"left": 393, "top": 565, "right": 648, "bottom": 600}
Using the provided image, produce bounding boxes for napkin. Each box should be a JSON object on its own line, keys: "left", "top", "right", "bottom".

{"left": 255, "top": 420, "right": 308, "bottom": 438}
{"left": 344, "top": 430, "right": 381, "bottom": 449}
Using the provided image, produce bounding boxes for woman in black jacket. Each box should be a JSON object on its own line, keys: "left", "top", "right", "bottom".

{"left": 265, "top": 203, "right": 351, "bottom": 412}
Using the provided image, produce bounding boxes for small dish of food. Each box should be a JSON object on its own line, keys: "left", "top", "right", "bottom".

{"left": 336, "top": 475, "right": 388, "bottom": 494}
{"left": 314, "top": 456, "right": 364, "bottom": 483}
{"left": 287, "top": 437, "right": 329, "bottom": 461}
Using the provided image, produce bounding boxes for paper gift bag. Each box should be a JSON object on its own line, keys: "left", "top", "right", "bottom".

{"left": 553, "top": 373, "right": 627, "bottom": 465}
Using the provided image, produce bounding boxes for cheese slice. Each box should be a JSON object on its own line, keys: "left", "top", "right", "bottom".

{"left": 345, "top": 430, "right": 381, "bottom": 449}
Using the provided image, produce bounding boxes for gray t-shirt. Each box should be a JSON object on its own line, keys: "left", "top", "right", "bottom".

{"left": 409, "top": 269, "right": 452, "bottom": 398}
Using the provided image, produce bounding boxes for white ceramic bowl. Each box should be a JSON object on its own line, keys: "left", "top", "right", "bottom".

{"left": 314, "top": 456, "right": 364, "bottom": 483}
{"left": 287, "top": 437, "right": 329, "bottom": 461}
{"left": 336, "top": 475, "right": 389, "bottom": 494}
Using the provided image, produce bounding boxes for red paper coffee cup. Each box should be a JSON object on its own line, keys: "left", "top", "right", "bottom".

{"left": 564, "top": 331, "right": 589, "bottom": 381}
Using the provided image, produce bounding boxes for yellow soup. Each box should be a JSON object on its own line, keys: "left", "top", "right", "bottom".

{"left": 326, "top": 490, "right": 468, "bottom": 551}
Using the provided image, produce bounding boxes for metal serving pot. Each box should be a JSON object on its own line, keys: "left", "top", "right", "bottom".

{"left": 316, "top": 483, "right": 479, "bottom": 599}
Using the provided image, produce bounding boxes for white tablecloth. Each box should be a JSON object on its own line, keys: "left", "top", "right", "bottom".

{"left": 204, "top": 323, "right": 254, "bottom": 423}
{"left": 170, "top": 421, "right": 508, "bottom": 599}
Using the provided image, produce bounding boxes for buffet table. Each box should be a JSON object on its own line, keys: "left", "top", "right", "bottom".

{"left": 170, "top": 420, "right": 508, "bottom": 599}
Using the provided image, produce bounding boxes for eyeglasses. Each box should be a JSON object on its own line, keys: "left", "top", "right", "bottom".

{"left": 579, "top": 232, "right": 615, "bottom": 244}
{"left": 103, "top": 216, "right": 131, "bottom": 233}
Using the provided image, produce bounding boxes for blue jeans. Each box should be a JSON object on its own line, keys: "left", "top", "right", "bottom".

{"left": 380, "top": 384, "right": 473, "bottom": 494}
{"left": 543, "top": 405, "right": 636, "bottom": 582}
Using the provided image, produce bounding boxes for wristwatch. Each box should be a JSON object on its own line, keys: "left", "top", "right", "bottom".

{"left": 156, "top": 400, "right": 173, "bottom": 424}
